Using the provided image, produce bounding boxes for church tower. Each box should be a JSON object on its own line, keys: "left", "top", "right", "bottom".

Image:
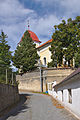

{"left": 19, "top": 21, "right": 41, "bottom": 47}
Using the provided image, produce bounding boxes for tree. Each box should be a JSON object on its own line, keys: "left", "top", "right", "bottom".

{"left": 0, "top": 31, "right": 12, "bottom": 83}
{"left": 0, "top": 31, "right": 12, "bottom": 68}
{"left": 49, "top": 16, "right": 80, "bottom": 67}
{"left": 13, "top": 30, "right": 39, "bottom": 73}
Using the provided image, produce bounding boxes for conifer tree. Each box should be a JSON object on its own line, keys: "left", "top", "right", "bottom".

{"left": 0, "top": 31, "right": 12, "bottom": 82}
{"left": 13, "top": 30, "right": 39, "bottom": 73}
{"left": 0, "top": 31, "right": 12, "bottom": 68}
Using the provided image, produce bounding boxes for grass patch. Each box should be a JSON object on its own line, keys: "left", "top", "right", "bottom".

{"left": 32, "top": 91, "right": 49, "bottom": 95}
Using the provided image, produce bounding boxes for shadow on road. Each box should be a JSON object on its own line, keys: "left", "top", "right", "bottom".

{"left": 0, "top": 93, "right": 33, "bottom": 120}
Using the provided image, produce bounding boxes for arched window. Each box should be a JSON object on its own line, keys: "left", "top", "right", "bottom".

{"left": 44, "top": 57, "right": 46, "bottom": 66}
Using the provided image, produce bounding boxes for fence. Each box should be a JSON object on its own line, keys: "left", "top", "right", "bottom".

{"left": 0, "top": 67, "right": 17, "bottom": 85}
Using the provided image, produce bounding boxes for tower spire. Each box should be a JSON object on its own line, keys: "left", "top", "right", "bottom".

{"left": 28, "top": 20, "right": 30, "bottom": 30}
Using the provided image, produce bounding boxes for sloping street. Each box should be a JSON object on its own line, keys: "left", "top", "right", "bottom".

{"left": 0, "top": 92, "right": 78, "bottom": 120}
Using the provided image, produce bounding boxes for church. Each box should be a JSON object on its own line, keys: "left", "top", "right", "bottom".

{"left": 19, "top": 28, "right": 52, "bottom": 68}
{"left": 19, "top": 27, "right": 75, "bottom": 69}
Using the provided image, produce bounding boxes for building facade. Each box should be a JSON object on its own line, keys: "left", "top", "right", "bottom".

{"left": 19, "top": 29, "right": 75, "bottom": 68}
{"left": 37, "top": 39, "right": 75, "bottom": 68}
{"left": 48, "top": 68, "right": 80, "bottom": 119}
{"left": 37, "top": 39, "right": 52, "bottom": 67}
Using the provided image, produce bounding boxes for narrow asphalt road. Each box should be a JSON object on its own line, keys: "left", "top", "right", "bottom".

{"left": 0, "top": 92, "right": 78, "bottom": 120}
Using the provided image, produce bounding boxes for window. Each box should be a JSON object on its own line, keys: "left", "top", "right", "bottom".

{"left": 68, "top": 89, "right": 72, "bottom": 103}
{"left": 44, "top": 57, "right": 46, "bottom": 66}
{"left": 62, "top": 90, "right": 64, "bottom": 102}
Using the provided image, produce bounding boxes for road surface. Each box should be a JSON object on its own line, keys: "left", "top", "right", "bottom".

{"left": 0, "top": 92, "right": 78, "bottom": 120}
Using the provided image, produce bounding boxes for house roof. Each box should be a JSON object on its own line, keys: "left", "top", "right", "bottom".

{"left": 19, "top": 30, "right": 41, "bottom": 44}
{"left": 37, "top": 39, "right": 53, "bottom": 48}
{"left": 54, "top": 68, "right": 80, "bottom": 89}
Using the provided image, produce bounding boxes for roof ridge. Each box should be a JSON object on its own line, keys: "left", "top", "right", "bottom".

{"left": 37, "top": 39, "right": 53, "bottom": 48}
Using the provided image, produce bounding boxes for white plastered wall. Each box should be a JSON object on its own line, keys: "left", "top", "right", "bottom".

{"left": 53, "top": 74, "right": 80, "bottom": 118}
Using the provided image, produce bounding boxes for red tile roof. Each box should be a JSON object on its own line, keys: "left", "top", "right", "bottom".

{"left": 19, "top": 30, "right": 41, "bottom": 44}
{"left": 28, "top": 30, "right": 41, "bottom": 43}
{"left": 37, "top": 39, "right": 53, "bottom": 48}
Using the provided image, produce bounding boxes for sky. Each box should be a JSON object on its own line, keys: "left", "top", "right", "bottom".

{"left": 0, "top": 0, "right": 80, "bottom": 52}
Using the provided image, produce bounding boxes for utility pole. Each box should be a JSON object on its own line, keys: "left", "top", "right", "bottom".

{"left": 12, "top": 72, "right": 13, "bottom": 85}
{"left": 39, "top": 53, "right": 43, "bottom": 92}
{"left": 6, "top": 69, "right": 8, "bottom": 84}
{"left": 40, "top": 67, "right": 43, "bottom": 92}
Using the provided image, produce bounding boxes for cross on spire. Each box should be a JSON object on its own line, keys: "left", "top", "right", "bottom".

{"left": 28, "top": 20, "right": 30, "bottom": 30}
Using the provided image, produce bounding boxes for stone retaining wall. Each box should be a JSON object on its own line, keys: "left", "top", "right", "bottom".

{"left": 16, "top": 71, "right": 46, "bottom": 92}
{"left": 0, "top": 83, "right": 19, "bottom": 112}
{"left": 16, "top": 68, "right": 75, "bottom": 92}
{"left": 44, "top": 68, "right": 75, "bottom": 83}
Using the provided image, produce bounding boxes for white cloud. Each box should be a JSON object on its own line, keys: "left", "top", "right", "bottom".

{"left": 0, "top": 0, "right": 34, "bottom": 24}
{"left": 0, "top": 0, "right": 61, "bottom": 51}
{"left": 2, "top": 0, "right": 79, "bottom": 51}
{"left": 30, "top": 15, "right": 60, "bottom": 37}
{"left": 0, "top": 0, "right": 35, "bottom": 51}
{"left": 33, "top": 0, "right": 80, "bottom": 18}
{"left": 61, "top": 0, "right": 80, "bottom": 16}
{"left": 0, "top": 0, "right": 33, "bottom": 17}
